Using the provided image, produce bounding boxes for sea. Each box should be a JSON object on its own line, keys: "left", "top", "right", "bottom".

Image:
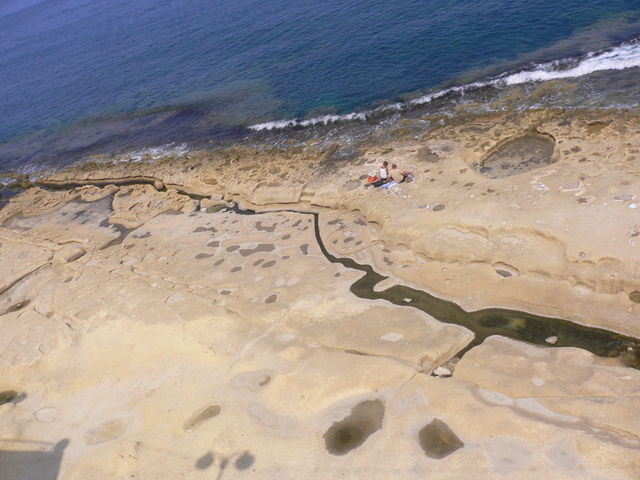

{"left": 1, "top": 0, "right": 640, "bottom": 177}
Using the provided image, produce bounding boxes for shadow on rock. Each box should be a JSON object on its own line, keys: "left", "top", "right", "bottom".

{"left": 0, "top": 438, "right": 69, "bottom": 480}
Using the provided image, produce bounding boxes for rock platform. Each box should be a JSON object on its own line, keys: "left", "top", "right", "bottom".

{"left": 1, "top": 107, "right": 639, "bottom": 478}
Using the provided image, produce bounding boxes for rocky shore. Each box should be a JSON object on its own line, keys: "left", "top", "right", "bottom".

{"left": 1, "top": 107, "right": 639, "bottom": 478}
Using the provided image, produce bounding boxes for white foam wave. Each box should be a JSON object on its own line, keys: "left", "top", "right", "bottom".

{"left": 499, "top": 41, "right": 640, "bottom": 85}
{"left": 249, "top": 104, "right": 403, "bottom": 131}
{"left": 116, "top": 143, "right": 190, "bottom": 163}
{"left": 249, "top": 40, "right": 640, "bottom": 131}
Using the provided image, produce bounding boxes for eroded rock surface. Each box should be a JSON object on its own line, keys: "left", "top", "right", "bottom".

{"left": 34, "top": 109, "right": 640, "bottom": 337}
{"left": 477, "top": 132, "right": 556, "bottom": 178}
{"left": 0, "top": 187, "right": 476, "bottom": 478}
{"left": 2, "top": 107, "right": 640, "bottom": 479}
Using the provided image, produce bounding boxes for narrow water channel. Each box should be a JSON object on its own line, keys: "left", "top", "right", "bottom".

{"left": 228, "top": 203, "right": 640, "bottom": 368}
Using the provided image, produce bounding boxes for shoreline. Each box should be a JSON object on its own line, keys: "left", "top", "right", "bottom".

{"left": 19, "top": 105, "right": 640, "bottom": 337}
{"left": 2, "top": 33, "right": 640, "bottom": 175}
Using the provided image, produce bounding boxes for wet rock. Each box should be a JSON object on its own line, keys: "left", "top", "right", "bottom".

{"left": 264, "top": 294, "right": 278, "bottom": 304}
{"left": 2, "top": 300, "right": 30, "bottom": 315}
{"left": 184, "top": 405, "right": 222, "bottom": 430}
{"left": 620, "top": 347, "right": 640, "bottom": 368}
{"left": 324, "top": 400, "right": 385, "bottom": 455}
{"left": 0, "top": 390, "right": 18, "bottom": 406}
{"left": 418, "top": 418, "right": 464, "bottom": 459}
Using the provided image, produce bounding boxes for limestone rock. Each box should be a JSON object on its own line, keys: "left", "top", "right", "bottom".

{"left": 76, "top": 184, "right": 118, "bottom": 202}
{"left": 0, "top": 238, "right": 52, "bottom": 293}
{"left": 54, "top": 245, "right": 86, "bottom": 263}
{"left": 0, "top": 187, "right": 79, "bottom": 225}
{"left": 109, "top": 184, "right": 198, "bottom": 228}
{"left": 200, "top": 196, "right": 226, "bottom": 211}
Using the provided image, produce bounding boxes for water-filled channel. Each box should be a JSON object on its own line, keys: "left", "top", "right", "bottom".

{"left": 228, "top": 203, "right": 640, "bottom": 368}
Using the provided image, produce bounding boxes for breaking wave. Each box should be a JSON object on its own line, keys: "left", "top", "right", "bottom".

{"left": 115, "top": 143, "right": 190, "bottom": 163}
{"left": 250, "top": 38, "right": 640, "bottom": 131}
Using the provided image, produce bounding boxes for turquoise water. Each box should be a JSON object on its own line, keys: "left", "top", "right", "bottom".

{"left": 1, "top": 0, "right": 640, "bottom": 171}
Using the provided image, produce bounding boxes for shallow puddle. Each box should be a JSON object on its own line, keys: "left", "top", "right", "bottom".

{"left": 324, "top": 400, "right": 385, "bottom": 455}
{"left": 418, "top": 418, "right": 464, "bottom": 459}
{"left": 0, "top": 390, "right": 18, "bottom": 406}
{"left": 184, "top": 405, "right": 222, "bottom": 430}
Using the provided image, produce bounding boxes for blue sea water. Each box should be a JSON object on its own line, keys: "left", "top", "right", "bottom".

{"left": 1, "top": 0, "right": 640, "bottom": 171}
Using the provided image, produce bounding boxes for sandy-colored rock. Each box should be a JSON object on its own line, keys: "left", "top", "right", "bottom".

{"left": 0, "top": 197, "right": 478, "bottom": 479}
{"left": 36, "top": 109, "right": 640, "bottom": 337}
{"left": 109, "top": 184, "right": 198, "bottom": 228}
{"left": 3, "top": 195, "right": 121, "bottom": 251}
{"left": 0, "top": 187, "right": 80, "bottom": 225}
{"left": 76, "top": 185, "right": 118, "bottom": 202}
{"left": 2, "top": 107, "right": 640, "bottom": 479}
{"left": 54, "top": 245, "right": 86, "bottom": 263}
{"left": 200, "top": 195, "right": 226, "bottom": 210}
{"left": 0, "top": 237, "right": 52, "bottom": 294}
{"left": 284, "top": 303, "right": 471, "bottom": 368}
{"left": 456, "top": 336, "right": 640, "bottom": 432}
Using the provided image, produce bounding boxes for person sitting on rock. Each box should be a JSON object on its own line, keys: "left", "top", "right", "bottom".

{"left": 389, "top": 163, "right": 405, "bottom": 183}
{"left": 367, "top": 161, "right": 390, "bottom": 187}
{"left": 389, "top": 163, "right": 414, "bottom": 183}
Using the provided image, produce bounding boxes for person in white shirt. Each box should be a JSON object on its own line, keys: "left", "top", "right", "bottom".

{"left": 367, "top": 161, "right": 390, "bottom": 187}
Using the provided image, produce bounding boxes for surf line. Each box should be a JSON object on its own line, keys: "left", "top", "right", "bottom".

{"left": 224, "top": 203, "right": 640, "bottom": 369}
{"left": 249, "top": 40, "right": 640, "bottom": 132}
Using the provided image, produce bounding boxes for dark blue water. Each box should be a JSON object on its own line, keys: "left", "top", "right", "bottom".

{"left": 1, "top": 0, "right": 640, "bottom": 171}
